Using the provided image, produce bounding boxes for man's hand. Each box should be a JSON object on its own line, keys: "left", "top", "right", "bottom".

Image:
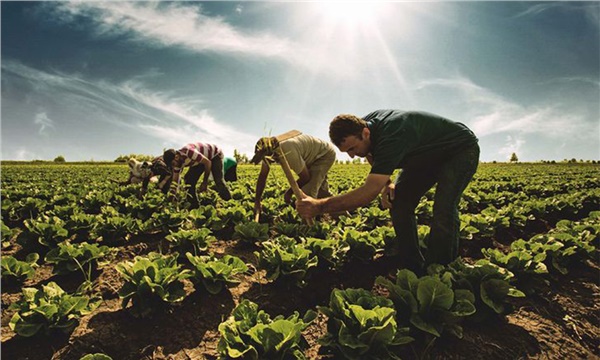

{"left": 381, "top": 182, "right": 395, "bottom": 209}
{"left": 199, "top": 181, "right": 208, "bottom": 192}
{"left": 296, "top": 196, "right": 322, "bottom": 219}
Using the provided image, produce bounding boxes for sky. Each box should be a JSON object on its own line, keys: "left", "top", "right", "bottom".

{"left": 1, "top": 1, "right": 599, "bottom": 162}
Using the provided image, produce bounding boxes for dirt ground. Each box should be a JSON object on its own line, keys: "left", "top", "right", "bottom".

{"left": 2, "top": 231, "right": 599, "bottom": 360}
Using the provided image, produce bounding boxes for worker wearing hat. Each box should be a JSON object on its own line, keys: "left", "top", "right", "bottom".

{"left": 251, "top": 132, "right": 336, "bottom": 220}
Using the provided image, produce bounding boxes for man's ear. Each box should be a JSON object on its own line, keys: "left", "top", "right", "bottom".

{"left": 362, "top": 127, "right": 370, "bottom": 140}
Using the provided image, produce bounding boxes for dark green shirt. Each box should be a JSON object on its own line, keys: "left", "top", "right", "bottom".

{"left": 366, "top": 110, "right": 478, "bottom": 175}
{"left": 223, "top": 157, "right": 237, "bottom": 172}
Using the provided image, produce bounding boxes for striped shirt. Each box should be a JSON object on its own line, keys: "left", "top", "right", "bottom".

{"left": 173, "top": 142, "right": 223, "bottom": 177}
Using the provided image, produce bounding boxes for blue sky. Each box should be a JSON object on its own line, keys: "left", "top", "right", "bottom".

{"left": 2, "top": 1, "right": 599, "bottom": 162}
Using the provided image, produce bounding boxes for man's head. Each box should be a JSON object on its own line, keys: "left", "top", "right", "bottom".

{"left": 250, "top": 136, "right": 279, "bottom": 164}
{"left": 151, "top": 156, "right": 171, "bottom": 177}
{"left": 163, "top": 149, "right": 181, "bottom": 169}
{"left": 329, "top": 114, "right": 371, "bottom": 158}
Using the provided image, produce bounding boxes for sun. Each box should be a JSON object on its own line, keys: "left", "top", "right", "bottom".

{"left": 313, "top": 2, "right": 387, "bottom": 26}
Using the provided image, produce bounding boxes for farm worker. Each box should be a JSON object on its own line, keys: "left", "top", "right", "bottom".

{"left": 121, "top": 156, "right": 172, "bottom": 197}
{"left": 250, "top": 131, "right": 336, "bottom": 219}
{"left": 296, "top": 110, "right": 479, "bottom": 271}
{"left": 223, "top": 156, "right": 238, "bottom": 182}
{"left": 163, "top": 142, "right": 232, "bottom": 208}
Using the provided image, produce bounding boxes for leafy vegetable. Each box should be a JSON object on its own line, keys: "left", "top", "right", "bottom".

{"left": 186, "top": 252, "right": 248, "bottom": 294}
{"left": 317, "top": 288, "right": 413, "bottom": 360}
{"left": 1, "top": 253, "right": 39, "bottom": 284}
{"left": 9, "top": 282, "right": 100, "bottom": 337}
{"left": 115, "top": 252, "right": 191, "bottom": 318}
{"left": 217, "top": 299, "right": 317, "bottom": 359}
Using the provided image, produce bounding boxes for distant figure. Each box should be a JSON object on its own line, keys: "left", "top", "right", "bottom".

{"left": 121, "top": 156, "right": 172, "bottom": 196}
{"left": 223, "top": 156, "right": 238, "bottom": 182}
{"left": 250, "top": 131, "right": 336, "bottom": 219}
{"left": 163, "top": 142, "right": 232, "bottom": 208}
{"left": 297, "top": 110, "right": 479, "bottom": 272}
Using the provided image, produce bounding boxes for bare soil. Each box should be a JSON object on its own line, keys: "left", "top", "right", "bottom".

{"left": 2, "top": 233, "right": 599, "bottom": 360}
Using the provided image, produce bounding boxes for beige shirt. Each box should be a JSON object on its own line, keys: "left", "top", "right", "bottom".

{"left": 279, "top": 134, "right": 335, "bottom": 174}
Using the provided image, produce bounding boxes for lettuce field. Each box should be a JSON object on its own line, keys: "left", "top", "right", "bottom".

{"left": 1, "top": 162, "right": 599, "bottom": 360}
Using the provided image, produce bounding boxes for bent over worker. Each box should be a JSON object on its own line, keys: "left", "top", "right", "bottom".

{"left": 163, "top": 142, "right": 232, "bottom": 208}
{"left": 296, "top": 110, "right": 479, "bottom": 271}
{"left": 251, "top": 132, "right": 336, "bottom": 219}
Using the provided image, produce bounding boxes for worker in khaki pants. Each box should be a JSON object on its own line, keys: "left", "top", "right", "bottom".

{"left": 251, "top": 131, "right": 336, "bottom": 219}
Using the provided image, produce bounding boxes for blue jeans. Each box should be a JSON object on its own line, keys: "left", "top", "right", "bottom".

{"left": 390, "top": 144, "right": 480, "bottom": 269}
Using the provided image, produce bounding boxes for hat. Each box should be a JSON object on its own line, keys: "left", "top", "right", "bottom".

{"left": 250, "top": 136, "right": 279, "bottom": 164}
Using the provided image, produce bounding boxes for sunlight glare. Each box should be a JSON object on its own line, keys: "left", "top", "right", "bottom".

{"left": 315, "top": 2, "right": 386, "bottom": 26}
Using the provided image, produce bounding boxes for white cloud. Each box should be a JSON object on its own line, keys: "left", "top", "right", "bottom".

{"left": 416, "top": 76, "right": 597, "bottom": 140}
{"left": 44, "top": 2, "right": 293, "bottom": 58}
{"left": 13, "top": 148, "right": 38, "bottom": 161}
{"left": 515, "top": 2, "right": 600, "bottom": 27}
{"left": 498, "top": 135, "right": 525, "bottom": 161}
{"left": 2, "top": 60, "right": 257, "bottom": 157}
{"left": 34, "top": 112, "right": 55, "bottom": 135}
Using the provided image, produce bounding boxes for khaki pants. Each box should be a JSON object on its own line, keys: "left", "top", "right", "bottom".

{"left": 301, "top": 150, "right": 336, "bottom": 198}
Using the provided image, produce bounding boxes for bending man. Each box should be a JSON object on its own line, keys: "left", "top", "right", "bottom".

{"left": 251, "top": 132, "right": 336, "bottom": 219}
{"left": 296, "top": 110, "right": 479, "bottom": 271}
{"left": 163, "top": 142, "right": 232, "bottom": 208}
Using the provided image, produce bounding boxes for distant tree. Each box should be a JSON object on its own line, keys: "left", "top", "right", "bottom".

{"left": 53, "top": 155, "right": 65, "bottom": 163}
{"left": 233, "top": 149, "right": 249, "bottom": 164}
{"left": 114, "top": 154, "right": 154, "bottom": 162}
{"left": 509, "top": 153, "right": 519, "bottom": 163}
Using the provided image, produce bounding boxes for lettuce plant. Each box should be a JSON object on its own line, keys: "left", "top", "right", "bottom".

{"left": 17, "top": 216, "right": 70, "bottom": 250}
{"left": 342, "top": 229, "right": 384, "bottom": 263}
{"left": 45, "top": 241, "right": 112, "bottom": 277}
{"left": 115, "top": 252, "right": 191, "bottom": 318}
{"left": 217, "top": 206, "right": 248, "bottom": 229}
{"left": 255, "top": 236, "right": 318, "bottom": 287}
{"left": 529, "top": 214, "right": 598, "bottom": 274}
{"left": 165, "top": 228, "right": 214, "bottom": 256}
{"left": 1, "top": 253, "right": 39, "bottom": 284}
{"left": 273, "top": 222, "right": 307, "bottom": 239}
{"left": 376, "top": 269, "right": 476, "bottom": 339}
{"left": 91, "top": 214, "right": 137, "bottom": 244}
{"left": 148, "top": 207, "right": 188, "bottom": 233}
{"left": 233, "top": 222, "right": 269, "bottom": 244}
{"left": 1, "top": 220, "right": 15, "bottom": 248}
{"left": 481, "top": 240, "right": 549, "bottom": 291}
{"left": 65, "top": 212, "right": 97, "bottom": 241}
{"left": 9, "top": 282, "right": 100, "bottom": 337}
{"left": 188, "top": 205, "right": 219, "bottom": 229}
{"left": 442, "top": 259, "right": 525, "bottom": 320}
{"left": 305, "top": 237, "right": 349, "bottom": 269}
{"left": 186, "top": 252, "right": 248, "bottom": 294}
{"left": 79, "top": 354, "right": 113, "bottom": 360}
{"left": 317, "top": 288, "right": 413, "bottom": 360}
{"left": 217, "top": 299, "right": 317, "bottom": 359}
{"left": 359, "top": 206, "right": 390, "bottom": 229}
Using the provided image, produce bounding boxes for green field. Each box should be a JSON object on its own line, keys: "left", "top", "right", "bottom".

{"left": 1, "top": 163, "right": 599, "bottom": 359}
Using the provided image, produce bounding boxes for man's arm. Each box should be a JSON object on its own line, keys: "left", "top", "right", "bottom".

{"left": 296, "top": 173, "right": 390, "bottom": 217}
{"left": 255, "top": 161, "right": 270, "bottom": 203}
{"left": 198, "top": 154, "right": 212, "bottom": 191}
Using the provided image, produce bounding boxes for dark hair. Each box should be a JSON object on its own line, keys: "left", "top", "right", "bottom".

{"left": 163, "top": 149, "right": 177, "bottom": 168}
{"left": 329, "top": 114, "right": 367, "bottom": 146}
